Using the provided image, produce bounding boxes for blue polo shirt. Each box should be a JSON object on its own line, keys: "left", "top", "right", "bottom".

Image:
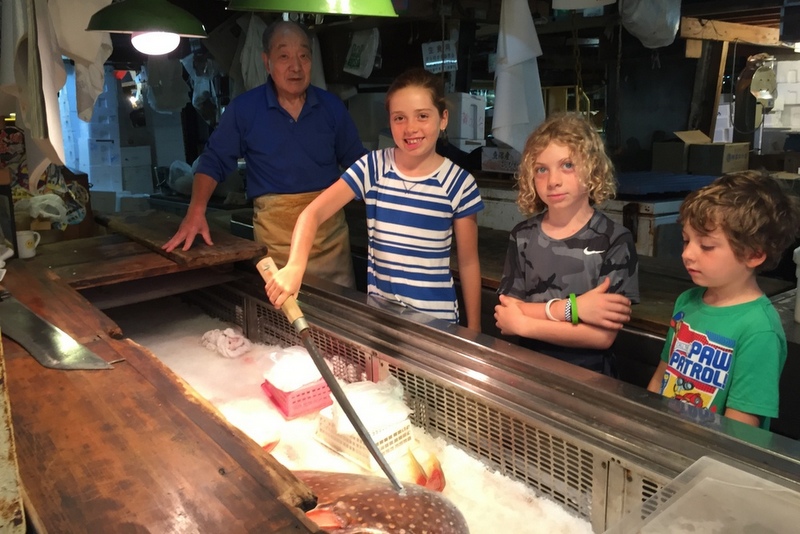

{"left": 195, "top": 79, "right": 365, "bottom": 197}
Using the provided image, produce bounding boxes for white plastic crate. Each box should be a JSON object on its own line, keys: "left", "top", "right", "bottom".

{"left": 314, "top": 408, "right": 412, "bottom": 471}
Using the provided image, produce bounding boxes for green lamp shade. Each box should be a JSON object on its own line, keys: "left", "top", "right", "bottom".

{"left": 86, "top": 0, "right": 207, "bottom": 37}
{"left": 227, "top": 0, "right": 398, "bottom": 17}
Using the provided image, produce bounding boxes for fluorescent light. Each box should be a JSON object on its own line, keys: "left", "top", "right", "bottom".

{"left": 87, "top": 0, "right": 206, "bottom": 55}
{"left": 131, "top": 31, "right": 181, "bottom": 55}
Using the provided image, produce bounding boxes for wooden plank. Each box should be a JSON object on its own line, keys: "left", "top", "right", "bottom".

{"left": 78, "top": 268, "right": 240, "bottom": 310}
{"left": 31, "top": 236, "right": 184, "bottom": 289}
{"left": 29, "top": 234, "right": 133, "bottom": 268}
{"left": 0, "top": 339, "right": 25, "bottom": 533}
{"left": 680, "top": 16, "right": 781, "bottom": 46}
{"left": 96, "top": 211, "right": 266, "bottom": 267}
{"left": 687, "top": 40, "right": 728, "bottom": 135}
{"left": 1, "top": 261, "right": 320, "bottom": 533}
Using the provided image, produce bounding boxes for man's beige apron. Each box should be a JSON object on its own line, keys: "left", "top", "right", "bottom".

{"left": 253, "top": 191, "right": 356, "bottom": 289}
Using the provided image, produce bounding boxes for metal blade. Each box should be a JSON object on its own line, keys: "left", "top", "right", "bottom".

{"left": 256, "top": 257, "right": 404, "bottom": 492}
{"left": 0, "top": 295, "right": 113, "bottom": 370}
{"left": 297, "top": 329, "right": 404, "bottom": 492}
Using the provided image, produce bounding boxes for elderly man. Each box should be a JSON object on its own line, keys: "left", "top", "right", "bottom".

{"left": 163, "top": 20, "right": 365, "bottom": 288}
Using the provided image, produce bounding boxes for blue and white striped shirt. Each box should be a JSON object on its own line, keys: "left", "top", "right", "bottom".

{"left": 342, "top": 149, "right": 484, "bottom": 323}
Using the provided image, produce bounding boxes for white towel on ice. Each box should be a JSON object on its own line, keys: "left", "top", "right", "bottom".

{"left": 201, "top": 328, "right": 253, "bottom": 359}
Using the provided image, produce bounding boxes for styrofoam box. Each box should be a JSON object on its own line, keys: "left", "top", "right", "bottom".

{"left": 88, "top": 165, "right": 123, "bottom": 191}
{"left": 121, "top": 146, "right": 152, "bottom": 167}
{"left": 90, "top": 190, "right": 117, "bottom": 213}
{"left": 481, "top": 146, "right": 522, "bottom": 174}
{"left": 122, "top": 166, "right": 154, "bottom": 194}
{"left": 445, "top": 92, "right": 486, "bottom": 139}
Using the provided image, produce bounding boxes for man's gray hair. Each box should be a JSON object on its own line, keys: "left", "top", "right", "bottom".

{"left": 261, "top": 20, "right": 312, "bottom": 53}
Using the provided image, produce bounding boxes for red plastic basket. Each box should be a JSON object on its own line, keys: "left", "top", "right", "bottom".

{"left": 261, "top": 377, "right": 332, "bottom": 420}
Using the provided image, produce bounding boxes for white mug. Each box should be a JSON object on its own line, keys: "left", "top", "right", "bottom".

{"left": 16, "top": 230, "right": 41, "bottom": 259}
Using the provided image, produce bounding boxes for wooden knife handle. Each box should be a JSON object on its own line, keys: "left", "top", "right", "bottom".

{"left": 255, "top": 257, "right": 305, "bottom": 325}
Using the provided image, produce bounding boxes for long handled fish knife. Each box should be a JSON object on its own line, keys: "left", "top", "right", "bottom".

{"left": 257, "top": 257, "right": 404, "bottom": 492}
{"left": 0, "top": 284, "right": 113, "bottom": 370}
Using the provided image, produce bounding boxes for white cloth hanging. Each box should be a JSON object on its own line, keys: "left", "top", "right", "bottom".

{"left": 146, "top": 58, "right": 191, "bottom": 113}
{"left": 492, "top": 0, "right": 546, "bottom": 154}
{"left": 240, "top": 14, "right": 268, "bottom": 92}
{"left": 17, "top": 0, "right": 67, "bottom": 188}
{"left": 310, "top": 34, "right": 326, "bottom": 90}
{"left": 49, "top": 0, "right": 113, "bottom": 121}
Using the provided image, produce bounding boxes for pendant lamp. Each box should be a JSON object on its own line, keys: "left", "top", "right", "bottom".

{"left": 87, "top": 0, "right": 207, "bottom": 55}
{"left": 227, "top": 0, "right": 398, "bottom": 17}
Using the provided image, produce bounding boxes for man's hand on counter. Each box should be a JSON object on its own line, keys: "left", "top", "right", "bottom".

{"left": 162, "top": 209, "right": 214, "bottom": 252}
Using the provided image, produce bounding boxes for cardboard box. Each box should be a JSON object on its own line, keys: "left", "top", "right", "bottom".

{"left": 599, "top": 198, "right": 684, "bottom": 257}
{"left": 653, "top": 130, "right": 749, "bottom": 175}
{"left": 481, "top": 146, "right": 522, "bottom": 174}
{"left": 445, "top": 92, "right": 486, "bottom": 139}
{"left": 688, "top": 140, "right": 749, "bottom": 175}
{"left": 785, "top": 151, "right": 800, "bottom": 174}
{"left": 652, "top": 130, "right": 707, "bottom": 173}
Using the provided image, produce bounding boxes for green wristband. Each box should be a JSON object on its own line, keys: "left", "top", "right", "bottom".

{"left": 569, "top": 293, "right": 579, "bottom": 325}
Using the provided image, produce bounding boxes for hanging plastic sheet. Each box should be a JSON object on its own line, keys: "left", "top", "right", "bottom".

{"left": 145, "top": 57, "right": 191, "bottom": 113}
{"left": 619, "top": 0, "right": 681, "bottom": 49}
{"left": 492, "top": 0, "right": 546, "bottom": 154}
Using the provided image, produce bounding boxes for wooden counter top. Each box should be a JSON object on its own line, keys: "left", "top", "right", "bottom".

{"left": 0, "top": 211, "right": 322, "bottom": 532}
{"left": 0, "top": 260, "right": 319, "bottom": 533}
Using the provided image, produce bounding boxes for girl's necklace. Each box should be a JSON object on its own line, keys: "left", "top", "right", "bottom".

{"left": 402, "top": 179, "right": 419, "bottom": 192}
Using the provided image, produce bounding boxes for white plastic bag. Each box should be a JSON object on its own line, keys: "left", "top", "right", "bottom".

{"left": 619, "top": 0, "right": 680, "bottom": 49}
{"left": 16, "top": 193, "right": 68, "bottom": 223}
{"left": 343, "top": 28, "right": 380, "bottom": 79}
{"left": 168, "top": 160, "right": 194, "bottom": 196}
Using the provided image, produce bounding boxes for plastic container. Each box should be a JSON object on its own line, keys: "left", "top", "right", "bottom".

{"left": 315, "top": 408, "right": 412, "bottom": 471}
{"left": 794, "top": 246, "right": 800, "bottom": 323}
{"left": 605, "top": 455, "right": 800, "bottom": 533}
{"left": 261, "top": 378, "right": 332, "bottom": 420}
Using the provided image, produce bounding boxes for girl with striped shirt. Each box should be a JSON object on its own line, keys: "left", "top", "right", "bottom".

{"left": 265, "top": 68, "right": 484, "bottom": 330}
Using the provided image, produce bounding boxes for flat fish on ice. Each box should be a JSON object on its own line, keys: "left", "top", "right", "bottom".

{"left": 296, "top": 470, "right": 469, "bottom": 534}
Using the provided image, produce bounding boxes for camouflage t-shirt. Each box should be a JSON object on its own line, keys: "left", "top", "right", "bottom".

{"left": 497, "top": 210, "right": 639, "bottom": 374}
{"left": 498, "top": 209, "right": 639, "bottom": 304}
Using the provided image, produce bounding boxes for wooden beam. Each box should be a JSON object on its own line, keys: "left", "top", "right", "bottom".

{"left": 680, "top": 16, "right": 781, "bottom": 46}
{"left": 685, "top": 38, "right": 703, "bottom": 59}
{"left": 687, "top": 40, "right": 729, "bottom": 136}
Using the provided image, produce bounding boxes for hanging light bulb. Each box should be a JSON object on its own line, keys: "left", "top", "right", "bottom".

{"left": 87, "top": 0, "right": 206, "bottom": 55}
{"left": 130, "top": 31, "right": 181, "bottom": 55}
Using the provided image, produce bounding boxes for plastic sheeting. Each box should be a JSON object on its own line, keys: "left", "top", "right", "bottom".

{"left": 491, "top": 0, "right": 545, "bottom": 154}
{"left": 619, "top": 0, "right": 681, "bottom": 49}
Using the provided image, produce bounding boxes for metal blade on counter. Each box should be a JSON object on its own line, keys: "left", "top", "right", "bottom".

{"left": 0, "top": 285, "right": 113, "bottom": 370}
{"left": 256, "top": 257, "right": 404, "bottom": 493}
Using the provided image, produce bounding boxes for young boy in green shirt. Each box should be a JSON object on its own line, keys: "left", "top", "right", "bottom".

{"left": 647, "top": 171, "right": 800, "bottom": 429}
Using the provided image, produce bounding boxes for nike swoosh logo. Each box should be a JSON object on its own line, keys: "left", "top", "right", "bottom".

{"left": 583, "top": 248, "right": 605, "bottom": 255}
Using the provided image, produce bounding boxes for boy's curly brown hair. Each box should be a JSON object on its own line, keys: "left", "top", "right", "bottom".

{"left": 516, "top": 113, "right": 616, "bottom": 215}
{"left": 679, "top": 171, "right": 800, "bottom": 272}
